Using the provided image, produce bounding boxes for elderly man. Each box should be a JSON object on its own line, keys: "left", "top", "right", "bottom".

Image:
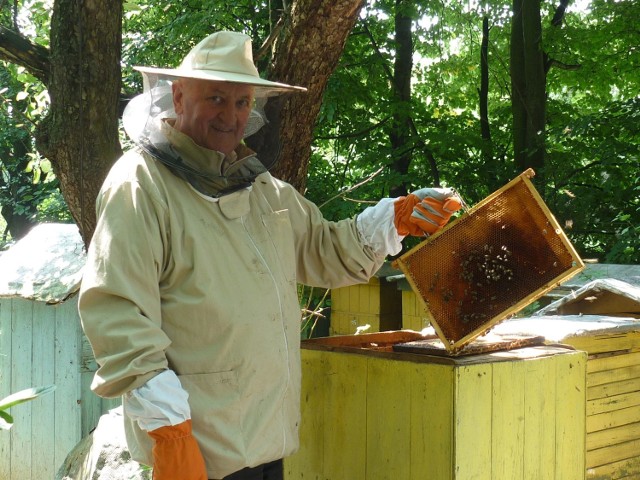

{"left": 79, "top": 31, "right": 460, "bottom": 480}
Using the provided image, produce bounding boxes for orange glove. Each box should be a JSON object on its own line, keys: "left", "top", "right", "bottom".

{"left": 148, "top": 419, "right": 207, "bottom": 480}
{"left": 394, "top": 187, "right": 462, "bottom": 237}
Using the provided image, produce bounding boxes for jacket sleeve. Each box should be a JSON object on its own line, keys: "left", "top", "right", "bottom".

{"left": 79, "top": 165, "right": 172, "bottom": 398}
{"left": 264, "top": 175, "right": 388, "bottom": 289}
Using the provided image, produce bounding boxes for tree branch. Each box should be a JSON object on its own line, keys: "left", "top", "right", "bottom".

{"left": 546, "top": 57, "right": 581, "bottom": 71}
{"left": 0, "top": 25, "right": 50, "bottom": 84}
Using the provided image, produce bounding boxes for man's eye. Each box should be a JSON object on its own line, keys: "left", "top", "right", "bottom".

{"left": 209, "top": 96, "right": 223, "bottom": 104}
{"left": 238, "top": 99, "right": 251, "bottom": 108}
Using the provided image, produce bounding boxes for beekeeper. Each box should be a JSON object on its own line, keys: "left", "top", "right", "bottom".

{"left": 79, "top": 31, "right": 461, "bottom": 480}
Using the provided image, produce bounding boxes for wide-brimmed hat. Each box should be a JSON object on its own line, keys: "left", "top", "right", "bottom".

{"left": 134, "top": 31, "right": 306, "bottom": 98}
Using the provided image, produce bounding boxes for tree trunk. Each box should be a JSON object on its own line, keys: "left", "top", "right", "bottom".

{"left": 35, "top": 0, "right": 123, "bottom": 246}
{"left": 388, "top": 0, "right": 414, "bottom": 198}
{"left": 479, "top": 16, "right": 492, "bottom": 163}
{"left": 265, "top": 0, "right": 365, "bottom": 192}
{"left": 510, "top": 0, "right": 546, "bottom": 178}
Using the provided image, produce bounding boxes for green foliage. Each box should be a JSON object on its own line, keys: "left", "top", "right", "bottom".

{"left": 1, "top": 0, "right": 638, "bottom": 264}
{"left": 309, "top": 0, "right": 639, "bottom": 264}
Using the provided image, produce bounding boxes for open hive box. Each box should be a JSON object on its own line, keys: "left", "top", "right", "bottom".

{"left": 393, "top": 169, "right": 585, "bottom": 354}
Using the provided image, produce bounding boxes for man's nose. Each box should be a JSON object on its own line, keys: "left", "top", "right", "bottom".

{"left": 218, "top": 102, "right": 238, "bottom": 124}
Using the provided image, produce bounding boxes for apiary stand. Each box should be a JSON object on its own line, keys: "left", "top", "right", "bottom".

{"left": 284, "top": 331, "right": 587, "bottom": 480}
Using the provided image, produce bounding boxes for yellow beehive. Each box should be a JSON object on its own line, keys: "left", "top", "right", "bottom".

{"left": 401, "top": 288, "right": 431, "bottom": 331}
{"left": 285, "top": 331, "right": 587, "bottom": 480}
{"left": 564, "top": 322, "right": 640, "bottom": 479}
{"left": 494, "top": 315, "right": 640, "bottom": 479}
{"left": 330, "top": 264, "right": 402, "bottom": 335}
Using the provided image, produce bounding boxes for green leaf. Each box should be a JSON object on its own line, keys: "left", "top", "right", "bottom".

{"left": 0, "top": 385, "right": 56, "bottom": 411}
{"left": 0, "top": 410, "right": 14, "bottom": 430}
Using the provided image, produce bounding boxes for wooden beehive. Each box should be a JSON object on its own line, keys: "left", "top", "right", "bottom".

{"left": 493, "top": 314, "right": 640, "bottom": 479}
{"left": 285, "top": 331, "right": 587, "bottom": 480}
{"left": 330, "top": 263, "right": 402, "bottom": 335}
{"left": 394, "top": 169, "right": 584, "bottom": 352}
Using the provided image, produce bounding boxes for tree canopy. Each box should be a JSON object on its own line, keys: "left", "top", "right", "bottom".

{"left": 0, "top": 0, "right": 638, "bottom": 262}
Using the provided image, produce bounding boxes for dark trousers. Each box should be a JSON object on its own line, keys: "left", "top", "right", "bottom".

{"left": 218, "top": 459, "right": 283, "bottom": 480}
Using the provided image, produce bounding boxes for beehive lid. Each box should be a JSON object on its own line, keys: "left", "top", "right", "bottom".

{"left": 0, "top": 223, "right": 84, "bottom": 303}
{"left": 394, "top": 169, "right": 584, "bottom": 353}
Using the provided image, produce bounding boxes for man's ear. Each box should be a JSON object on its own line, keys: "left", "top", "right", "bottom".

{"left": 172, "top": 81, "right": 184, "bottom": 114}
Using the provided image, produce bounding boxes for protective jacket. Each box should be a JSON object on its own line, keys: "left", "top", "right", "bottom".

{"left": 79, "top": 124, "right": 385, "bottom": 479}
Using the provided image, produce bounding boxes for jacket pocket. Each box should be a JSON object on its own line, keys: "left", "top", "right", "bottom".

{"left": 178, "top": 370, "right": 247, "bottom": 468}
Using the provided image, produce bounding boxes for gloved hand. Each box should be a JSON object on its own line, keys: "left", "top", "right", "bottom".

{"left": 394, "top": 187, "right": 462, "bottom": 237}
{"left": 148, "top": 419, "right": 207, "bottom": 480}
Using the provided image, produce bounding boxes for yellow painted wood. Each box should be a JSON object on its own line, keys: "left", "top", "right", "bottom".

{"left": 286, "top": 343, "right": 586, "bottom": 480}
{"left": 587, "top": 406, "right": 640, "bottom": 433}
{"left": 491, "top": 361, "right": 525, "bottom": 480}
{"left": 358, "top": 284, "right": 369, "bottom": 314}
{"left": 564, "top": 331, "right": 640, "bottom": 355}
{"left": 454, "top": 363, "right": 493, "bottom": 480}
{"left": 323, "top": 352, "right": 368, "bottom": 480}
{"left": 587, "top": 391, "right": 640, "bottom": 416}
{"left": 587, "top": 421, "right": 640, "bottom": 451}
{"left": 369, "top": 286, "right": 381, "bottom": 314}
{"left": 586, "top": 456, "right": 640, "bottom": 479}
{"left": 349, "top": 284, "right": 359, "bottom": 316}
{"left": 409, "top": 363, "right": 454, "bottom": 480}
{"left": 365, "top": 358, "right": 412, "bottom": 480}
{"left": 402, "top": 291, "right": 431, "bottom": 332}
{"left": 555, "top": 351, "right": 587, "bottom": 480}
{"left": 285, "top": 351, "right": 325, "bottom": 479}
{"left": 523, "top": 355, "right": 557, "bottom": 480}
{"left": 331, "top": 278, "right": 402, "bottom": 335}
{"left": 588, "top": 377, "right": 639, "bottom": 401}
{"left": 587, "top": 438, "right": 640, "bottom": 470}
{"left": 587, "top": 351, "right": 640, "bottom": 374}
{"left": 588, "top": 364, "right": 640, "bottom": 387}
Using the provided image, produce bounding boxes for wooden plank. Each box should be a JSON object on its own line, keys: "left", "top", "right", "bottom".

{"left": 554, "top": 351, "right": 587, "bottom": 480}
{"left": 31, "top": 302, "right": 57, "bottom": 478}
{"left": 587, "top": 351, "right": 640, "bottom": 374}
{"left": 368, "top": 284, "right": 381, "bottom": 315}
{"left": 358, "top": 284, "right": 370, "bottom": 315}
{"left": 324, "top": 351, "right": 367, "bottom": 480}
{"left": 587, "top": 390, "right": 640, "bottom": 416}
{"left": 81, "top": 371, "right": 103, "bottom": 437}
{"left": 409, "top": 363, "right": 454, "bottom": 480}
{"left": 588, "top": 377, "right": 640, "bottom": 401}
{"left": 586, "top": 455, "right": 640, "bottom": 479}
{"left": 349, "top": 284, "right": 359, "bottom": 314}
{"left": 10, "top": 298, "right": 34, "bottom": 480}
{"left": 491, "top": 360, "right": 525, "bottom": 480}
{"left": 454, "top": 364, "right": 492, "bottom": 480}
{"left": 565, "top": 331, "right": 640, "bottom": 355}
{"left": 53, "top": 300, "right": 82, "bottom": 472}
{"left": 587, "top": 405, "right": 640, "bottom": 433}
{"left": 365, "top": 357, "right": 411, "bottom": 480}
{"left": 587, "top": 421, "right": 640, "bottom": 451}
{"left": 0, "top": 298, "right": 13, "bottom": 480}
{"left": 523, "top": 356, "right": 557, "bottom": 480}
{"left": 285, "top": 349, "right": 326, "bottom": 479}
{"left": 587, "top": 363, "right": 640, "bottom": 388}
{"left": 587, "top": 438, "right": 640, "bottom": 469}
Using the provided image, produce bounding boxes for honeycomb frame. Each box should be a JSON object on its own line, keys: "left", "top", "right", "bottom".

{"left": 394, "top": 169, "right": 584, "bottom": 353}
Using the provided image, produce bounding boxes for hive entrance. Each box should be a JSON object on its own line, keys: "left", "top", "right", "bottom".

{"left": 394, "top": 169, "right": 584, "bottom": 353}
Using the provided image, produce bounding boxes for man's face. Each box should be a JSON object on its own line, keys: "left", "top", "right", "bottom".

{"left": 172, "top": 78, "right": 254, "bottom": 156}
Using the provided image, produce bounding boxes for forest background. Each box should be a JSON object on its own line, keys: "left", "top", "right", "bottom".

{"left": 0, "top": 0, "right": 638, "bottom": 264}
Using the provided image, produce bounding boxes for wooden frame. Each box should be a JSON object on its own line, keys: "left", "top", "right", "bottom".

{"left": 394, "top": 169, "right": 584, "bottom": 353}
